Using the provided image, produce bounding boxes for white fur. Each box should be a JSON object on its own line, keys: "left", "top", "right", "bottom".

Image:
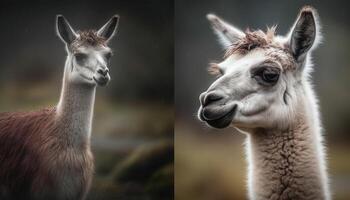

{"left": 207, "top": 14, "right": 245, "bottom": 48}
{"left": 53, "top": 16, "right": 117, "bottom": 199}
{"left": 202, "top": 7, "right": 330, "bottom": 200}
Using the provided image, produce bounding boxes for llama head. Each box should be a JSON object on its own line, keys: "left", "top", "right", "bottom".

{"left": 198, "top": 6, "right": 321, "bottom": 130}
{"left": 56, "top": 15, "right": 119, "bottom": 87}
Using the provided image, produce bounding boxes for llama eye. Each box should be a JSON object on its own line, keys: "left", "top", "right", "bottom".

{"left": 252, "top": 67, "right": 280, "bottom": 86}
{"left": 105, "top": 52, "right": 113, "bottom": 60}
{"left": 262, "top": 69, "right": 279, "bottom": 82}
{"left": 75, "top": 53, "right": 88, "bottom": 63}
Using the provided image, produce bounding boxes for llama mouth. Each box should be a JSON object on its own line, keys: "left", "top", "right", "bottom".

{"left": 79, "top": 73, "right": 93, "bottom": 81}
{"left": 200, "top": 105, "right": 237, "bottom": 129}
{"left": 93, "top": 76, "right": 109, "bottom": 86}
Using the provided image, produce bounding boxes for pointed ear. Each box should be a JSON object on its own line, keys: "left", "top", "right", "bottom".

{"left": 206, "top": 14, "right": 245, "bottom": 48}
{"left": 97, "top": 15, "right": 119, "bottom": 41}
{"left": 56, "top": 15, "right": 77, "bottom": 44}
{"left": 287, "top": 6, "right": 321, "bottom": 61}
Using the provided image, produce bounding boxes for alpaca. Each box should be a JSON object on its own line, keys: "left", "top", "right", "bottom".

{"left": 198, "top": 6, "right": 331, "bottom": 200}
{"left": 0, "top": 15, "right": 119, "bottom": 200}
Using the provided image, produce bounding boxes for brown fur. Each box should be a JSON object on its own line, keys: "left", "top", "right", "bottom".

{"left": 0, "top": 108, "right": 93, "bottom": 200}
{"left": 208, "top": 62, "right": 222, "bottom": 76}
{"left": 225, "top": 27, "right": 278, "bottom": 57}
{"left": 220, "top": 27, "right": 296, "bottom": 71}
{"left": 70, "top": 30, "right": 107, "bottom": 51}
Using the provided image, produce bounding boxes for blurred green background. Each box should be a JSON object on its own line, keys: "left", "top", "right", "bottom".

{"left": 0, "top": 0, "right": 173, "bottom": 199}
{"left": 175, "top": 0, "right": 350, "bottom": 199}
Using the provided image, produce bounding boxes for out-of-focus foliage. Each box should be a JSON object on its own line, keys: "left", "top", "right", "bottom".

{"left": 175, "top": 0, "right": 350, "bottom": 199}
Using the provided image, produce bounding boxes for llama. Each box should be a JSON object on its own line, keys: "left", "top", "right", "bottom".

{"left": 0, "top": 14, "right": 119, "bottom": 200}
{"left": 198, "top": 6, "right": 331, "bottom": 200}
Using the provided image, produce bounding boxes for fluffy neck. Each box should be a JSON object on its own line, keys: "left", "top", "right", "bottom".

{"left": 56, "top": 57, "right": 96, "bottom": 147}
{"left": 246, "top": 84, "right": 330, "bottom": 200}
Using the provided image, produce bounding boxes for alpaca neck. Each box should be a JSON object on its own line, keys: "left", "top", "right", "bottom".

{"left": 56, "top": 57, "right": 96, "bottom": 147}
{"left": 246, "top": 92, "right": 329, "bottom": 200}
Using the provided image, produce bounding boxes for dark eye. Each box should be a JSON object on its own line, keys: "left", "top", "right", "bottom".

{"left": 252, "top": 67, "right": 280, "bottom": 86}
{"left": 105, "top": 52, "right": 113, "bottom": 60}
{"left": 75, "top": 53, "right": 88, "bottom": 63}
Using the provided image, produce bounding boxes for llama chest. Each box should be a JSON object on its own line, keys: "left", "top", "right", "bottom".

{"left": 34, "top": 147, "right": 94, "bottom": 200}
{"left": 55, "top": 149, "right": 93, "bottom": 198}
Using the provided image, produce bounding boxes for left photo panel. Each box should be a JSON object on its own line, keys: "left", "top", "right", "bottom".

{"left": 0, "top": 1, "right": 173, "bottom": 200}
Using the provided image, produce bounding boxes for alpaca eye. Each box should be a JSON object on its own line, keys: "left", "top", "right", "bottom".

{"left": 252, "top": 67, "right": 280, "bottom": 86}
{"left": 75, "top": 53, "right": 88, "bottom": 63}
{"left": 105, "top": 52, "right": 113, "bottom": 60}
{"left": 262, "top": 69, "right": 279, "bottom": 82}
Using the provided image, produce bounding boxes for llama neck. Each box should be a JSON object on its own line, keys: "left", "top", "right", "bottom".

{"left": 56, "top": 58, "right": 96, "bottom": 147}
{"left": 246, "top": 87, "right": 329, "bottom": 200}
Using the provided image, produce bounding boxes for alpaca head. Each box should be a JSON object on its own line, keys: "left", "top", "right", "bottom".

{"left": 56, "top": 15, "right": 119, "bottom": 87}
{"left": 198, "top": 6, "right": 321, "bottom": 130}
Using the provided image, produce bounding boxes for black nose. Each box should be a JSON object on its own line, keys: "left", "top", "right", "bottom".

{"left": 201, "top": 92, "right": 224, "bottom": 107}
{"left": 97, "top": 68, "right": 109, "bottom": 76}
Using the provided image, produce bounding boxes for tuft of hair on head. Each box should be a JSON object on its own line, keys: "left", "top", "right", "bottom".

{"left": 69, "top": 30, "right": 107, "bottom": 51}
{"left": 224, "top": 27, "right": 277, "bottom": 57}
{"left": 266, "top": 25, "right": 277, "bottom": 41}
{"left": 77, "top": 30, "right": 107, "bottom": 46}
{"left": 208, "top": 62, "right": 222, "bottom": 76}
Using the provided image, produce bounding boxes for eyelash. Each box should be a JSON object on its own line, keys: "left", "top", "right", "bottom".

{"left": 251, "top": 66, "right": 280, "bottom": 86}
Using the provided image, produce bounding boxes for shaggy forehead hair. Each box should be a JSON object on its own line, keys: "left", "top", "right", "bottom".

{"left": 224, "top": 27, "right": 296, "bottom": 70}
{"left": 70, "top": 30, "right": 107, "bottom": 51}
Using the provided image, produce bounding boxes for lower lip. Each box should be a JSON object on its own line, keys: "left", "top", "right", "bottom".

{"left": 93, "top": 77, "right": 108, "bottom": 85}
{"left": 203, "top": 105, "right": 237, "bottom": 129}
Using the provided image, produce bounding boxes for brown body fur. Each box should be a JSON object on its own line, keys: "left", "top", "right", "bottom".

{"left": 0, "top": 14, "right": 118, "bottom": 200}
{"left": 0, "top": 108, "right": 93, "bottom": 200}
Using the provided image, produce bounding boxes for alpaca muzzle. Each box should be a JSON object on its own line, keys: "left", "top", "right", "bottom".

{"left": 198, "top": 91, "right": 237, "bottom": 128}
{"left": 94, "top": 67, "right": 110, "bottom": 86}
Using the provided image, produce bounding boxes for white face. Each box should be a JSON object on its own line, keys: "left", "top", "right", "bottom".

{"left": 68, "top": 44, "right": 112, "bottom": 87}
{"left": 199, "top": 8, "right": 319, "bottom": 130}
{"left": 56, "top": 14, "right": 119, "bottom": 87}
{"left": 198, "top": 49, "right": 296, "bottom": 130}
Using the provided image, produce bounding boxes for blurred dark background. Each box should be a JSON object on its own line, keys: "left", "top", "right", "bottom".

{"left": 0, "top": 0, "right": 173, "bottom": 199}
{"left": 175, "top": 0, "right": 350, "bottom": 199}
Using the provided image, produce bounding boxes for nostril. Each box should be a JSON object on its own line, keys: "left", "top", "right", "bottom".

{"left": 97, "top": 68, "right": 109, "bottom": 76}
{"left": 203, "top": 92, "right": 224, "bottom": 107}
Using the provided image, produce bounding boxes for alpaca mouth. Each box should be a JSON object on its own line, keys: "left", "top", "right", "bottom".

{"left": 93, "top": 76, "right": 109, "bottom": 86}
{"left": 200, "top": 104, "right": 237, "bottom": 129}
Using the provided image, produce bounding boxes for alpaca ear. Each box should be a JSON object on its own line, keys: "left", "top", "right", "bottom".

{"left": 97, "top": 15, "right": 119, "bottom": 41}
{"left": 56, "top": 15, "right": 77, "bottom": 44}
{"left": 206, "top": 14, "right": 245, "bottom": 48}
{"left": 287, "top": 6, "right": 321, "bottom": 61}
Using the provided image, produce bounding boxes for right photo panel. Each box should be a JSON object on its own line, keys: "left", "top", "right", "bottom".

{"left": 175, "top": 0, "right": 350, "bottom": 199}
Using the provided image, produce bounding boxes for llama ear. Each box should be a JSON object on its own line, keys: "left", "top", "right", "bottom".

{"left": 97, "top": 15, "right": 119, "bottom": 41}
{"left": 56, "top": 15, "right": 77, "bottom": 44}
{"left": 206, "top": 14, "right": 245, "bottom": 48}
{"left": 287, "top": 6, "right": 321, "bottom": 61}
